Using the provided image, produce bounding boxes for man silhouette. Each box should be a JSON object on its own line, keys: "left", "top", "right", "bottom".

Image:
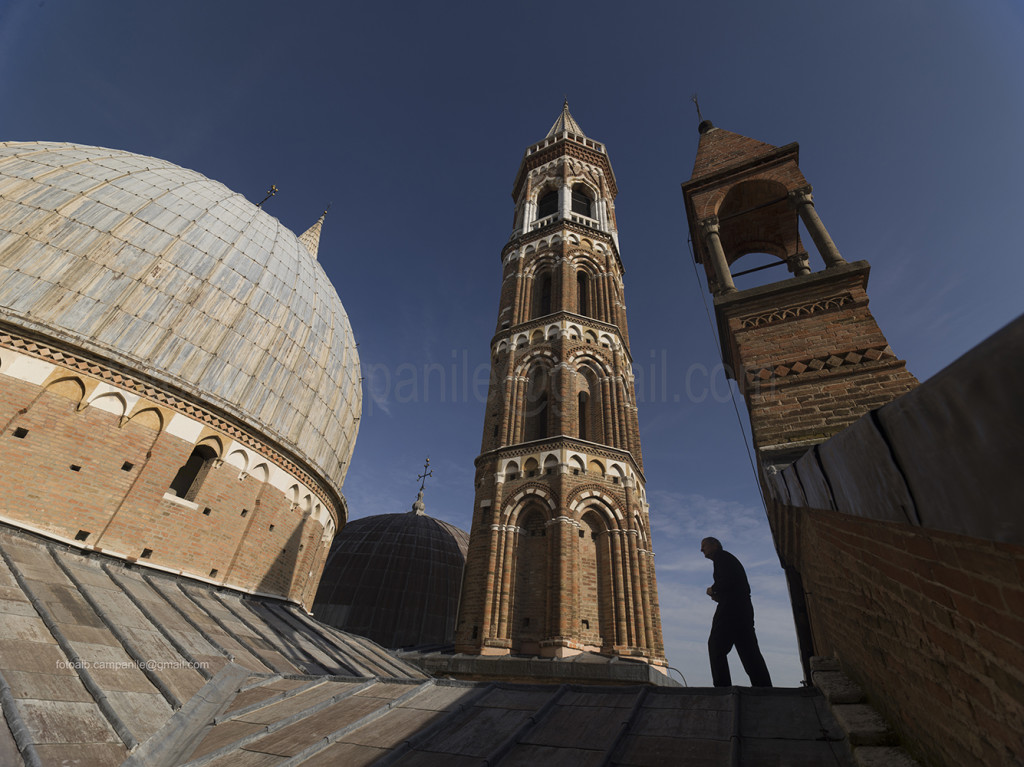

{"left": 701, "top": 537, "right": 772, "bottom": 687}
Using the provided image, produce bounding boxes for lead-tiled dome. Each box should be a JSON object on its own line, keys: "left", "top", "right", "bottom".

{"left": 0, "top": 141, "right": 360, "bottom": 495}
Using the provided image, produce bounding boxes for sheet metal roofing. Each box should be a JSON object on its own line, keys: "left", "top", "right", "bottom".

{"left": 0, "top": 526, "right": 869, "bottom": 766}
{"left": 0, "top": 526, "right": 426, "bottom": 766}
{"left": 0, "top": 142, "right": 360, "bottom": 494}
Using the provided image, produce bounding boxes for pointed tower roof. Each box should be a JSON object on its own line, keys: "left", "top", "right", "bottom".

{"left": 298, "top": 208, "right": 328, "bottom": 259}
{"left": 547, "top": 99, "right": 586, "bottom": 138}
{"left": 690, "top": 121, "right": 780, "bottom": 180}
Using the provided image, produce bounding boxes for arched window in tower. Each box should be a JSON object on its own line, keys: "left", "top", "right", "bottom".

{"left": 533, "top": 269, "right": 553, "bottom": 318}
{"left": 579, "top": 510, "right": 613, "bottom": 649}
{"left": 537, "top": 190, "right": 558, "bottom": 220}
{"left": 524, "top": 364, "right": 550, "bottom": 442}
{"left": 577, "top": 366, "right": 603, "bottom": 444}
{"left": 512, "top": 506, "right": 548, "bottom": 653}
{"left": 577, "top": 270, "right": 589, "bottom": 317}
{"left": 168, "top": 445, "right": 218, "bottom": 501}
{"left": 571, "top": 184, "right": 593, "bottom": 217}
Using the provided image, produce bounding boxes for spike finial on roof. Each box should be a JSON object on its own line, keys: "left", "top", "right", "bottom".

{"left": 411, "top": 457, "right": 432, "bottom": 515}
{"left": 546, "top": 99, "right": 586, "bottom": 139}
{"left": 298, "top": 204, "right": 330, "bottom": 260}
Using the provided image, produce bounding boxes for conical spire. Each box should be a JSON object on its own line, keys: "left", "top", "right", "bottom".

{"left": 298, "top": 207, "right": 328, "bottom": 260}
{"left": 546, "top": 99, "right": 586, "bottom": 138}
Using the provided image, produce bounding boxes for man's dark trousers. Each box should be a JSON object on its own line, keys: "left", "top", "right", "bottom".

{"left": 708, "top": 600, "right": 772, "bottom": 687}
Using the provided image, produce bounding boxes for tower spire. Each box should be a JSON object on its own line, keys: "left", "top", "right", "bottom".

{"left": 298, "top": 204, "right": 330, "bottom": 260}
{"left": 546, "top": 99, "right": 586, "bottom": 138}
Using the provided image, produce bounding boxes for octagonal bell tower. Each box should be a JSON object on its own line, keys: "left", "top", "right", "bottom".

{"left": 454, "top": 104, "right": 665, "bottom": 665}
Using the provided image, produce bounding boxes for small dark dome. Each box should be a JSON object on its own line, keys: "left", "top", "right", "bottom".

{"left": 313, "top": 509, "right": 469, "bottom": 649}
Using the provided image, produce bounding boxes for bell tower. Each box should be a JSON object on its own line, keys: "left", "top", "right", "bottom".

{"left": 454, "top": 103, "right": 665, "bottom": 665}
{"left": 681, "top": 120, "right": 919, "bottom": 471}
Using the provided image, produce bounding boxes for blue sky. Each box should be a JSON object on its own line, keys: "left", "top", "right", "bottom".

{"left": 2, "top": 0, "right": 1022, "bottom": 687}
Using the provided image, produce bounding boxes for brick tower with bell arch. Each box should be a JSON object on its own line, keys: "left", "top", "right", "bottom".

{"left": 454, "top": 104, "right": 666, "bottom": 666}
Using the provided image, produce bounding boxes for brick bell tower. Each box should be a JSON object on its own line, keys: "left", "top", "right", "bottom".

{"left": 681, "top": 119, "right": 919, "bottom": 472}
{"left": 454, "top": 103, "right": 666, "bottom": 665}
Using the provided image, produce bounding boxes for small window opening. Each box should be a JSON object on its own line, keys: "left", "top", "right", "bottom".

{"left": 69, "top": 464, "right": 82, "bottom": 472}
{"left": 579, "top": 530, "right": 585, "bottom": 538}
{"left": 582, "top": 619, "right": 590, "bottom": 629}
{"left": 241, "top": 509, "right": 249, "bottom": 517}
{"left": 577, "top": 272, "right": 589, "bottom": 317}
{"left": 472, "top": 626, "right": 479, "bottom": 639}
{"left": 571, "top": 185, "right": 592, "bottom": 217}
{"left": 203, "top": 507, "right": 212, "bottom": 516}
{"left": 537, "top": 190, "right": 558, "bottom": 219}
{"left": 13, "top": 427, "right": 28, "bottom": 439}
{"left": 168, "top": 445, "right": 218, "bottom": 500}
{"left": 269, "top": 524, "right": 275, "bottom": 532}
{"left": 121, "top": 462, "right": 134, "bottom": 472}
{"left": 75, "top": 530, "right": 90, "bottom": 541}
{"left": 209, "top": 569, "right": 218, "bottom": 578}
{"left": 140, "top": 548, "right": 153, "bottom": 559}
{"left": 573, "top": 468, "right": 580, "bottom": 476}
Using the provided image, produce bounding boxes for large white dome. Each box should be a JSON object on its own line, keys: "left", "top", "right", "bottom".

{"left": 0, "top": 141, "right": 360, "bottom": 495}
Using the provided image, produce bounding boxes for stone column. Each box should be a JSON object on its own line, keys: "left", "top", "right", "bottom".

{"left": 485, "top": 521, "right": 503, "bottom": 638}
{"left": 787, "top": 253, "right": 812, "bottom": 276}
{"left": 610, "top": 530, "right": 627, "bottom": 646}
{"left": 558, "top": 182, "right": 571, "bottom": 221}
{"left": 789, "top": 187, "right": 846, "bottom": 268}
{"left": 700, "top": 217, "right": 737, "bottom": 294}
{"left": 522, "top": 199, "right": 537, "bottom": 233}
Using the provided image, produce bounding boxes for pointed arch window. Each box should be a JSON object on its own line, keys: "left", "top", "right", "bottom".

{"left": 577, "top": 271, "right": 589, "bottom": 317}
{"left": 571, "top": 184, "right": 592, "bottom": 217}
{"left": 524, "top": 365, "right": 550, "bottom": 442}
{"left": 537, "top": 190, "right": 558, "bottom": 219}
{"left": 168, "top": 445, "right": 218, "bottom": 501}
{"left": 533, "top": 269, "right": 553, "bottom": 318}
{"left": 577, "top": 366, "right": 603, "bottom": 444}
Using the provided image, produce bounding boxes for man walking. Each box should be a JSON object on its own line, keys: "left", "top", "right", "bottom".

{"left": 701, "top": 537, "right": 772, "bottom": 687}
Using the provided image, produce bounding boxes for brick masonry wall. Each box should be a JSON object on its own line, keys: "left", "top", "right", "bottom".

{"left": 0, "top": 364, "right": 333, "bottom": 609}
{"left": 774, "top": 503, "right": 1024, "bottom": 767}
{"left": 716, "top": 263, "right": 918, "bottom": 454}
{"left": 762, "top": 315, "right": 1024, "bottom": 766}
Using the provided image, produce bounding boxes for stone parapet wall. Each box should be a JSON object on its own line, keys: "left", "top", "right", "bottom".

{"left": 764, "top": 314, "right": 1024, "bottom": 767}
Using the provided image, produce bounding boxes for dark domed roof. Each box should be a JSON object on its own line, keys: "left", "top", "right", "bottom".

{"left": 312, "top": 505, "right": 469, "bottom": 649}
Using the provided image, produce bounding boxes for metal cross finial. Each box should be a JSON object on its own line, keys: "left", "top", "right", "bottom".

{"left": 417, "top": 457, "right": 433, "bottom": 492}
{"left": 257, "top": 185, "right": 278, "bottom": 208}
{"left": 691, "top": 94, "right": 704, "bottom": 123}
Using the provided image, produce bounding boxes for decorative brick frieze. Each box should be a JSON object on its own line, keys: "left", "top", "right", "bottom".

{"left": 0, "top": 323, "right": 340, "bottom": 521}
{"left": 739, "top": 294, "right": 853, "bottom": 328}
{"left": 0, "top": 328, "right": 339, "bottom": 609}
{"left": 745, "top": 344, "right": 897, "bottom": 384}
